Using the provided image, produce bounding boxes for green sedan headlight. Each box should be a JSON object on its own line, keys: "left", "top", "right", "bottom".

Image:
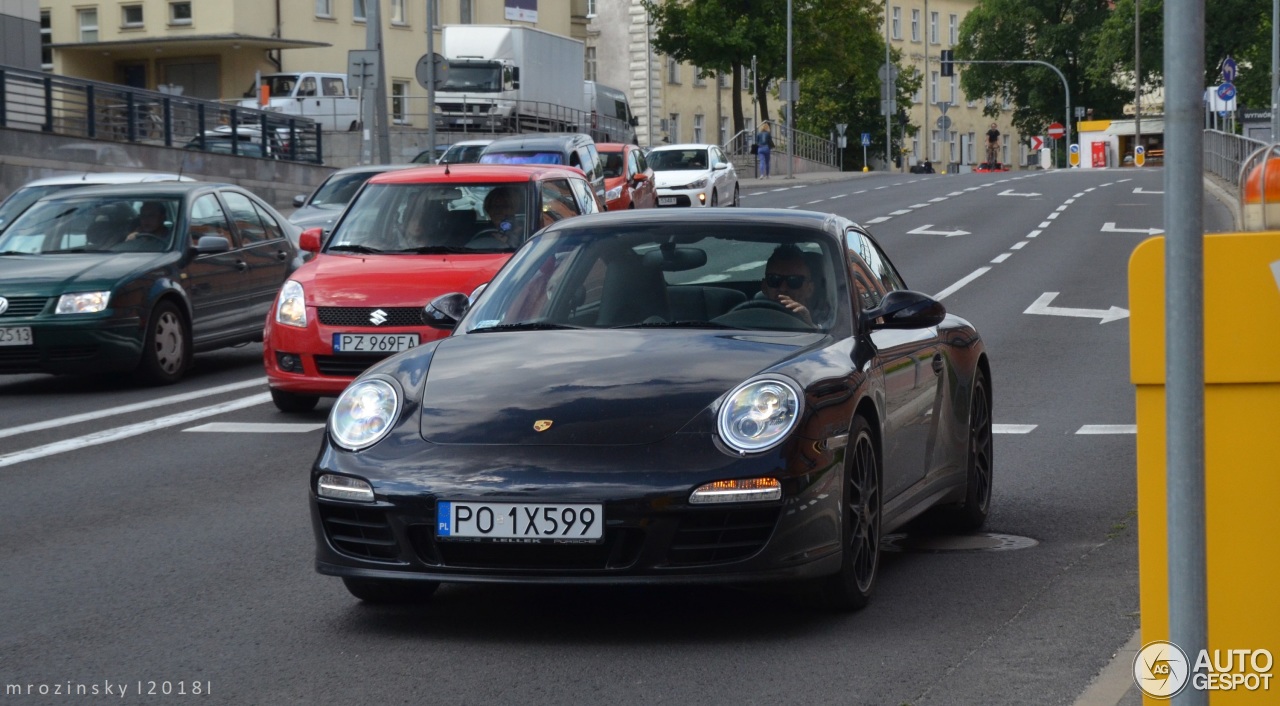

{"left": 55, "top": 291, "right": 111, "bottom": 314}
{"left": 274, "top": 280, "right": 307, "bottom": 328}
{"left": 329, "top": 378, "right": 401, "bottom": 451}
{"left": 717, "top": 377, "right": 802, "bottom": 453}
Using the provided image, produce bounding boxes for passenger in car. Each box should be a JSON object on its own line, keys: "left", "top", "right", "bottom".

{"left": 760, "top": 243, "right": 818, "bottom": 325}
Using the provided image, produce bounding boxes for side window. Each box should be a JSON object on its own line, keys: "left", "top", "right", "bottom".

{"left": 190, "top": 194, "right": 237, "bottom": 248}
{"left": 541, "top": 179, "right": 584, "bottom": 227}
{"left": 322, "top": 77, "right": 345, "bottom": 97}
{"left": 250, "top": 200, "right": 286, "bottom": 242}
{"left": 634, "top": 148, "right": 649, "bottom": 174}
{"left": 567, "top": 178, "right": 599, "bottom": 215}
{"left": 845, "top": 228, "right": 888, "bottom": 311}
{"left": 587, "top": 145, "right": 602, "bottom": 181}
{"left": 298, "top": 77, "right": 317, "bottom": 97}
{"left": 627, "top": 149, "right": 639, "bottom": 177}
{"left": 220, "top": 191, "right": 269, "bottom": 244}
{"left": 858, "top": 231, "right": 907, "bottom": 291}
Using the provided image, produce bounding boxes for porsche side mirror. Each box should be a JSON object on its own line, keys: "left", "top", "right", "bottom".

{"left": 424, "top": 292, "right": 471, "bottom": 330}
{"left": 299, "top": 227, "right": 323, "bottom": 253}
{"left": 861, "top": 290, "right": 946, "bottom": 330}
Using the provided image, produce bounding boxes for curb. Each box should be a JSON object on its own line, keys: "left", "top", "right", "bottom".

{"left": 1072, "top": 630, "right": 1142, "bottom": 706}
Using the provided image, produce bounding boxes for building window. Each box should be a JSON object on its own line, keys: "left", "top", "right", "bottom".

{"left": 585, "top": 46, "right": 597, "bottom": 82}
{"left": 391, "top": 81, "right": 409, "bottom": 123}
{"left": 170, "top": 1, "right": 192, "bottom": 25}
{"left": 949, "top": 14, "right": 958, "bottom": 44}
{"left": 431, "top": 0, "right": 440, "bottom": 27}
{"left": 910, "top": 9, "right": 919, "bottom": 42}
{"left": 460, "top": 0, "right": 472, "bottom": 23}
{"left": 667, "top": 57, "right": 680, "bottom": 84}
{"left": 929, "top": 11, "right": 938, "bottom": 44}
{"left": 718, "top": 71, "right": 728, "bottom": 89}
{"left": 667, "top": 113, "right": 680, "bottom": 142}
{"left": 354, "top": 0, "right": 366, "bottom": 22}
{"left": 122, "top": 5, "right": 144, "bottom": 27}
{"left": 78, "top": 9, "right": 98, "bottom": 42}
{"left": 929, "top": 71, "right": 938, "bottom": 103}
{"left": 891, "top": 6, "right": 900, "bottom": 40}
{"left": 316, "top": 0, "right": 333, "bottom": 18}
{"left": 586, "top": 0, "right": 597, "bottom": 17}
{"left": 693, "top": 114, "right": 704, "bottom": 142}
{"left": 692, "top": 66, "right": 705, "bottom": 87}
{"left": 391, "top": 0, "right": 406, "bottom": 24}
{"left": 720, "top": 116, "right": 729, "bottom": 145}
{"left": 40, "top": 10, "right": 53, "bottom": 70}
{"left": 949, "top": 75, "right": 956, "bottom": 104}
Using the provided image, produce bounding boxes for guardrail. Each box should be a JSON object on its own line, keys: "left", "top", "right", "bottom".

{"left": 0, "top": 65, "right": 323, "bottom": 164}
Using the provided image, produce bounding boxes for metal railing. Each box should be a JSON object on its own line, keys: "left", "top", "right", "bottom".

{"left": 724, "top": 124, "right": 839, "bottom": 171}
{"left": 0, "top": 65, "right": 323, "bottom": 163}
{"left": 1204, "top": 129, "right": 1268, "bottom": 188}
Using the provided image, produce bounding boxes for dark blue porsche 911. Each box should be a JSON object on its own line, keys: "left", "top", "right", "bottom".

{"left": 309, "top": 208, "right": 993, "bottom": 610}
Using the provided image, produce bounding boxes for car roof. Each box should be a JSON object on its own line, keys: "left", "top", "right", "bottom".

{"left": 444, "top": 139, "right": 495, "bottom": 147}
{"left": 594, "top": 143, "right": 633, "bottom": 152}
{"left": 481, "top": 133, "right": 594, "bottom": 150}
{"left": 649, "top": 143, "right": 716, "bottom": 152}
{"left": 30, "top": 181, "right": 241, "bottom": 200}
{"left": 327, "top": 164, "right": 416, "bottom": 177}
{"left": 543, "top": 206, "right": 843, "bottom": 238}
{"left": 17, "top": 172, "right": 196, "bottom": 187}
{"left": 367, "top": 163, "right": 588, "bottom": 185}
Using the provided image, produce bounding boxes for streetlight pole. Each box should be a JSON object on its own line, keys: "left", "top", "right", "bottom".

{"left": 786, "top": 0, "right": 794, "bottom": 179}
{"left": 1135, "top": 0, "right": 1141, "bottom": 164}
{"left": 885, "top": 0, "right": 893, "bottom": 172}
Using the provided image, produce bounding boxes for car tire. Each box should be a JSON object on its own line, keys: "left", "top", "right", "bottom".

{"left": 949, "top": 370, "right": 994, "bottom": 531}
{"left": 709, "top": 189, "right": 719, "bottom": 207}
{"left": 731, "top": 183, "right": 740, "bottom": 206}
{"left": 134, "top": 301, "right": 190, "bottom": 385}
{"left": 341, "top": 577, "right": 439, "bottom": 604}
{"left": 272, "top": 389, "right": 320, "bottom": 413}
{"left": 814, "top": 415, "right": 880, "bottom": 611}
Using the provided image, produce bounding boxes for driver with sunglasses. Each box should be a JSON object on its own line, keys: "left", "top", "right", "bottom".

{"left": 760, "top": 244, "right": 817, "bottom": 325}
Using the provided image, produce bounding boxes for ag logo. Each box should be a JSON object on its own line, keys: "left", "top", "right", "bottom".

{"left": 1134, "top": 640, "right": 1190, "bottom": 698}
{"left": 532, "top": 420, "right": 553, "bottom": 432}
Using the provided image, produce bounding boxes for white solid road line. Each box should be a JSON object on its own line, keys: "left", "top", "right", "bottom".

{"left": 0, "top": 378, "right": 266, "bottom": 440}
{"left": 1077, "top": 425, "right": 1137, "bottom": 434}
{"left": 0, "top": 393, "right": 271, "bottom": 469}
{"left": 934, "top": 267, "right": 991, "bottom": 301}
{"left": 994, "top": 424, "right": 1037, "bottom": 434}
{"left": 185, "top": 422, "right": 324, "bottom": 433}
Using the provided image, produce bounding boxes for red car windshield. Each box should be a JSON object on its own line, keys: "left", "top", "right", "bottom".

{"left": 325, "top": 182, "right": 531, "bottom": 254}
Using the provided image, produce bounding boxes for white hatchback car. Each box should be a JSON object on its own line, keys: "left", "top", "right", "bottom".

{"left": 647, "top": 143, "right": 739, "bottom": 208}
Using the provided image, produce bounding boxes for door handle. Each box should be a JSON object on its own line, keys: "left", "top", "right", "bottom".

{"left": 276, "top": 250, "right": 289, "bottom": 261}
{"left": 236, "top": 260, "right": 248, "bottom": 272}
{"left": 931, "top": 353, "right": 944, "bottom": 375}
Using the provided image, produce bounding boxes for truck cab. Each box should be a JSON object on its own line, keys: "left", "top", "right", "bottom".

{"left": 238, "top": 73, "right": 359, "bottom": 132}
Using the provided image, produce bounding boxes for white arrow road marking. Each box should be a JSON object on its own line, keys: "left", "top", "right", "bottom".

{"left": 1024, "top": 292, "right": 1129, "bottom": 324}
{"left": 1077, "top": 425, "right": 1136, "bottom": 434}
{"left": 0, "top": 393, "right": 271, "bottom": 469}
{"left": 1271, "top": 259, "right": 1280, "bottom": 293}
{"left": 1133, "top": 187, "right": 1163, "bottom": 194}
{"left": 907, "top": 224, "right": 971, "bottom": 237}
{"left": 185, "top": 422, "right": 325, "bottom": 433}
{"left": 1102, "top": 222, "right": 1164, "bottom": 235}
{"left": 998, "top": 188, "right": 1042, "bottom": 197}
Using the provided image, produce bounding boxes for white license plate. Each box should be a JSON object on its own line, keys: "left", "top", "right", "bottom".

{"left": 658, "top": 196, "right": 677, "bottom": 205}
{"left": 332, "top": 332, "right": 419, "bottom": 354}
{"left": 456, "top": 118, "right": 474, "bottom": 125}
{"left": 437, "top": 501, "right": 604, "bottom": 543}
{"left": 0, "top": 327, "right": 33, "bottom": 346}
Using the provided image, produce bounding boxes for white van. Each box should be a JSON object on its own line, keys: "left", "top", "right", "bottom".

{"left": 582, "top": 81, "right": 638, "bottom": 145}
{"left": 238, "top": 73, "right": 359, "bottom": 132}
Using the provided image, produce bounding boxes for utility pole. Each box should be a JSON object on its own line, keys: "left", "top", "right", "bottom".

{"left": 426, "top": 0, "right": 437, "bottom": 163}
{"left": 364, "top": 0, "right": 390, "bottom": 164}
{"left": 1135, "top": 0, "right": 1141, "bottom": 164}
{"left": 785, "top": 0, "right": 794, "bottom": 179}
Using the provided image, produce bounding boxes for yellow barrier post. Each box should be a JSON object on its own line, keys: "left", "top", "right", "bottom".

{"left": 1129, "top": 231, "right": 1280, "bottom": 703}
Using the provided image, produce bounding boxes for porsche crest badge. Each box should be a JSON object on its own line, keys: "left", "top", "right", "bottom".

{"left": 533, "top": 420, "right": 553, "bottom": 432}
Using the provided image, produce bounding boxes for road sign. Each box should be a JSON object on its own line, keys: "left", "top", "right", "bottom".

{"left": 1075, "top": 106, "right": 1086, "bottom": 119}
{"left": 1222, "top": 55, "right": 1238, "bottom": 84}
{"left": 1135, "top": 145, "right": 1146, "bottom": 167}
{"left": 936, "top": 115, "right": 952, "bottom": 131}
{"left": 1069, "top": 143, "right": 1080, "bottom": 167}
{"left": 1216, "top": 83, "right": 1237, "bottom": 102}
{"left": 1047, "top": 122, "right": 1065, "bottom": 139}
{"left": 877, "top": 63, "right": 899, "bottom": 82}
{"left": 861, "top": 132, "right": 871, "bottom": 146}
{"left": 836, "top": 123, "right": 848, "bottom": 136}
{"left": 414, "top": 52, "right": 448, "bottom": 91}
{"left": 1030, "top": 135, "right": 1044, "bottom": 150}
{"left": 347, "top": 49, "right": 380, "bottom": 92}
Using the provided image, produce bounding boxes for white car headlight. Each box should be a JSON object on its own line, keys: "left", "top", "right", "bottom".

{"left": 274, "top": 280, "right": 307, "bottom": 328}
{"left": 605, "top": 185, "right": 623, "bottom": 201}
{"left": 683, "top": 177, "right": 709, "bottom": 190}
{"left": 717, "top": 377, "right": 803, "bottom": 453}
{"left": 329, "top": 378, "right": 401, "bottom": 451}
{"left": 55, "top": 291, "right": 111, "bottom": 314}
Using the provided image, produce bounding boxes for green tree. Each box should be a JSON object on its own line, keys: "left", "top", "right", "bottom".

{"left": 955, "top": 0, "right": 1128, "bottom": 140}
{"left": 1090, "top": 0, "right": 1274, "bottom": 111}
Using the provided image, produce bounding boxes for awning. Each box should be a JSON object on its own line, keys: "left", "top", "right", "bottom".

{"left": 51, "top": 34, "right": 330, "bottom": 53}
{"left": 1105, "top": 118, "right": 1164, "bottom": 136}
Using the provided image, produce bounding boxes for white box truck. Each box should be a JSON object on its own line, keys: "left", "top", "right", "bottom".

{"left": 237, "top": 73, "right": 359, "bottom": 132}
{"left": 435, "top": 26, "right": 584, "bottom": 133}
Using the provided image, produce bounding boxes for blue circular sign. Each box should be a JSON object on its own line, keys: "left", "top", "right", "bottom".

{"left": 1217, "top": 83, "right": 1236, "bottom": 101}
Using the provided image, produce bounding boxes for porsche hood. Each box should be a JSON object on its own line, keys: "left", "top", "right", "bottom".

{"left": 417, "top": 330, "right": 817, "bottom": 445}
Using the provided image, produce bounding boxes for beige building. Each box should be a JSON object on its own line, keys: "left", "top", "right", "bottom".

{"left": 888, "top": 0, "right": 1020, "bottom": 167}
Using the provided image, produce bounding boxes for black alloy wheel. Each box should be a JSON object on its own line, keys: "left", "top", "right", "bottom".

{"left": 342, "top": 577, "right": 440, "bottom": 604}
{"left": 816, "top": 416, "right": 880, "bottom": 611}
{"left": 954, "top": 370, "right": 993, "bottom": 530}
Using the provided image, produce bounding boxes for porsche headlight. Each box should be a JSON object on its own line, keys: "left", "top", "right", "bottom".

{"left": 717, "top": 377, "right": 802, "bottom": 453}
{"left": 55, "top": 291, "right": 111, "bottom": 314}
{"left": 275, "top": 280, "right": 307, "bottom": 328}
{"left": 329, "top": 378, "right": 401, "bottom": 450}
{"left": 682, "top": 177, "right": 708, "bottom": 190}
{"left": 605, "top": 185, "right": 623, "bottom": 201}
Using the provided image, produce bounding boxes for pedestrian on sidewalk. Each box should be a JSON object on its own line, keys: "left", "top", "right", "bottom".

{"left": 755, "top": 123, "right": 774, "bottom": 179}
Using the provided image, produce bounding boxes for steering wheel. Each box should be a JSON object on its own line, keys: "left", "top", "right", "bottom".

{"left": 131, "top": 233, "right": 166, "bottom": 244}
{"left": 729, "top": 298, "right": 805, "bottom": 319}
{"left": 471, "top": 227, "right": 503, "bottom": 240}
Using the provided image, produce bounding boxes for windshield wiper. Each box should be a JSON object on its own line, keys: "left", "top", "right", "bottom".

{"left": 469, "top": 322, "right": 581, "bottom": 333}
{"left": 612, "top": 320, "right": 741, "bottom": 330}
{"left": 0, "top": 249, "right": 33, "bottom": 256}
{"left": 326, "top": 244, "right": 384, "bottom": 254}
{"left": 397, "top": 246, "right": 473, "bottom": 254}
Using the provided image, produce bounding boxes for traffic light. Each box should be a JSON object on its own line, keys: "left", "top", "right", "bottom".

{"left": 940, "top": 49, "right": 954, "bottom": 77}
{"left": 897, "top": 108, "right": 909, "bottom": 127}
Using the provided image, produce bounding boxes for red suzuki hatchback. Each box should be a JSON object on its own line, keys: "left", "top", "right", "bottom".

{"left": 263, "top": 163, "right": 602, "bottom": 411}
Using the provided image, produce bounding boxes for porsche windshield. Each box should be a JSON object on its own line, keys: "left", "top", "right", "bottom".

{"left": 464, "top": 225, "right": 842, "bottom": 333}
{"left": 325, "top": 182, "right": 531, "bottom": 254}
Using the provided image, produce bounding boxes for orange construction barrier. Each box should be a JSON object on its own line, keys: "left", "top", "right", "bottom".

{"left": 1241, "top": 146, "right": 1280, "bottom": 231}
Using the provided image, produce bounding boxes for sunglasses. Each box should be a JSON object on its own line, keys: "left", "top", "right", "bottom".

{"left": 764, "top": 273, "right": 807, "bottom": 289}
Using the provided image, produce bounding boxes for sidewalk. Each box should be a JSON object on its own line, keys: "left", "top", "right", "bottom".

{"left": 737, "top": 168, "right": 871, "bottom": 192}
